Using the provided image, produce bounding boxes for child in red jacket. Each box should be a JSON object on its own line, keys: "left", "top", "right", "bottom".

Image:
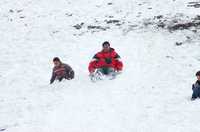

{"left": 88, "top": 41, "right": 123, "bottom": 79}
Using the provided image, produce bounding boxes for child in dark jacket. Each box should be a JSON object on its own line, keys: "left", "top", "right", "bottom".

{"left": 191, "top": 71, "right": 200, "bottom": 100}
{"left": 50, "top": 57, "right": 74, "bottom": 84}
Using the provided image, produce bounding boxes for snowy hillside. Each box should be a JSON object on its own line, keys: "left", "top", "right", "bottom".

{"left": 0, "top": 0, "right": 200, "bottom": 131}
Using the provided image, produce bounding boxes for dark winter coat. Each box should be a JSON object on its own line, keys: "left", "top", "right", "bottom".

{"left": 192, "top": 80, "right": 200, "bottom": 98}
{"left": 50, "top": 63, "right": 74, "bottom": 84}
{"left": 88, "top": 48, "right": 123, "bottom": 73}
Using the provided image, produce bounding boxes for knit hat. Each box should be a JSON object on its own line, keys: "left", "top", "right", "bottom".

{"left": 102, "top": 41, "right": 110, "bottom": 47}
{"left": 53, "top": 57, "right": 61, "bottom": 62}
{"left": 196, "top": 71, "right": 200, "bottom": 76}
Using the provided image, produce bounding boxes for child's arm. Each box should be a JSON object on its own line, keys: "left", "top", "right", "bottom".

{"left": 192, "top": 84, "right": 195, "bottom": 90}
{"left": 50, "top": 70, "right": 56, "bottom": 84}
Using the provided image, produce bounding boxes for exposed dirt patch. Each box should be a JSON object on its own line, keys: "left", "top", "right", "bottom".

{"left": 87, "top": 25, "right": 110, "bottom": 31}
{"left": 188, "top": 2, "right": 200, "bottom": 8}
{"left": 73, "top": 23, "right": 84, "bottom": 30}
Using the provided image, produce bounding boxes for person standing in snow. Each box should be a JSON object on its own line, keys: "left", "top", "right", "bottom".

{"left": 88, "top": 41, "right": 123, "bottom": 78}
{"left": 50, "top": 57, "right": 74, "bottom": 84}
{"left": 191, "top": 71, "right": 200, "bottom": 100}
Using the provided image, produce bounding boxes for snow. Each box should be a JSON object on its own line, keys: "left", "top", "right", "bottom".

{"left": 0, "top": 0, "right": 200, "bottom": 131}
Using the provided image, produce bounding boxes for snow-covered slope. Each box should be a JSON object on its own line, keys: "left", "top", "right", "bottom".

{"left": 0, "top": 0, "right": 200, "bottom": 131}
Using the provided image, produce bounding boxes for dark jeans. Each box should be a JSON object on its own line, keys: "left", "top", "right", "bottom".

{"left": 97, "top": 67, "right": 115, "bottom": 75}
